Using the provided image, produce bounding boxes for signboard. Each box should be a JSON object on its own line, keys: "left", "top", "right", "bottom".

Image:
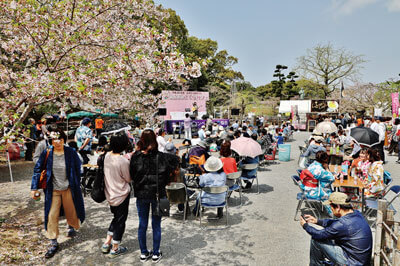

{"left": 160, "top": 91, "right": 209, "bottom": 119}
{"left": 392, "top": 93, "right": 399, "bottom": 116}
{"left": 311, "top": 100, "right": 339, "bottom": 113}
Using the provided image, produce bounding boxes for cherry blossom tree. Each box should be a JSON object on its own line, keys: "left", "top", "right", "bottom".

{"left": 0, "top": 0, "right": 201, "bottom": 142}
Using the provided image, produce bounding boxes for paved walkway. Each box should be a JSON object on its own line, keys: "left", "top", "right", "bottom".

{"left": 1, "top": 131, "right": 400, "bottom": 265}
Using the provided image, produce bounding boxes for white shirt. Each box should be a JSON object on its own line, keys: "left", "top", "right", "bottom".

{"left": 157, "top": 135, "right": 167, "bottom": 152}
{"left": 378, "top": 123, "right": 386, "bottom": 142}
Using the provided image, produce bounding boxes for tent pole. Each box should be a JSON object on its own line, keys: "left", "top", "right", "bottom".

{"left": 6, "top": 148, "right": 13, "bottom": 182}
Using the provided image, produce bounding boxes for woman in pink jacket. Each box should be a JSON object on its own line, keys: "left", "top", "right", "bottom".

{"left": 100, "top": 134, "right": 132, "bottom": 258}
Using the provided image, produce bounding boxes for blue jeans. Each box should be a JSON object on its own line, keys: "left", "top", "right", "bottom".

{"left": 136, "top": 199, "right": 162, "bottom": 255}
{"left": 310, "top": 239, "right": 347, "bottom": 266}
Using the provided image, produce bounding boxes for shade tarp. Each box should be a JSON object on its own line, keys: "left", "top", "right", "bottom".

{"left": 67, "top": 111, "right": 118, "bottom": 119}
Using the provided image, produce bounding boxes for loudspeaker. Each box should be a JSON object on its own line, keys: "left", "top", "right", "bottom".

{"left": 231, "top": 109, "right": 240, "bottom": 115}
{"left": 157, "top": 108, "right": 167, "bottom": 116}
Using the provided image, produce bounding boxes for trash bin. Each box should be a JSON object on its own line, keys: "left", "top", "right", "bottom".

{"left": 279, "top": 144, "right": 291, "bottom": 162}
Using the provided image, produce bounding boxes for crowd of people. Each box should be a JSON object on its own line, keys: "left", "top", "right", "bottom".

{"left": 296, "top": 115, "right": 400, "bottom": 265}
{"left": 24, "top": 112, "right": 400, "bottom": 265}
{"left": 29, "top": 115, "right": 294, "bottom": 261}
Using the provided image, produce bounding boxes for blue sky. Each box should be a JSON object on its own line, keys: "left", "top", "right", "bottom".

{"left": 155, "top": 0, "right": 400, "bottom": 87}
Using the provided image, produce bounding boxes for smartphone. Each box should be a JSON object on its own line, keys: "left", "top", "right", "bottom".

{"left": 301, "top": 214, "right": 307, "bottom": 221}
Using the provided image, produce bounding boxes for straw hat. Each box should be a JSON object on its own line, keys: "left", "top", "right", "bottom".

{"left": 323, "top": 192, "right": 351, "bottom": 206}
{"left": 204, "top": 156, "right": 223, "bottom": 172}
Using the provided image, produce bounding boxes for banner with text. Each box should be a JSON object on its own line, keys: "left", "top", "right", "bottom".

{"left": 392, "top": 93, "right": 399, "bottom": 116}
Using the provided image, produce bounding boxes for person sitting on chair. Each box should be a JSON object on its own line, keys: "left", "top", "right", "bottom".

{"left": 300, "top": 151, "right": 335, "bottom": 214}
{"left": 301, "top": 138, "right": 326, "bottom": 167}
{"left": 192, "top": 156, "right": 226, "bottom": 219}
{"left": 300, "top": 192, "right": 372, "bottom": 266}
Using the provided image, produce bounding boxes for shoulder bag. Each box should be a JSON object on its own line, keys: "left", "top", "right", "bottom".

{"left": 38, "top": 149, "right": 51, "bottom": 189}
{"left": 91, "top": 152, "right": 106, "bottom": 203}
{"left": 154, "top": 153, "right": 170, "bottom": 217}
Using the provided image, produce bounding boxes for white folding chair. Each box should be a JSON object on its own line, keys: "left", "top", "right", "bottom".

{"left": 199, "top": 186, "right": 229, "bottom": 228}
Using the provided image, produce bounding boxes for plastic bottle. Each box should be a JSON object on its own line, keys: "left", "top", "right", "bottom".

{"left": 34, "top": 192, "right": 40, "bottom": 201}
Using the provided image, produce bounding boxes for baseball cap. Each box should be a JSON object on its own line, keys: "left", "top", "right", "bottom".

{"left": 201, "top": 125, "right": 205, "bottom": 129}
{"left": 165, "top": 142, "right": 176, "bottom": 154}
{"left": 323, "top": 192, "right": 351, "bottom": 206}
{"left": 82, "top": 117, "right": 92, "bottom": 125}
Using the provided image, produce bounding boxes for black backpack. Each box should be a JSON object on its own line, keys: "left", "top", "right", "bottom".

{"left": 91, "top": 152, "right": 107, "bottom": 203}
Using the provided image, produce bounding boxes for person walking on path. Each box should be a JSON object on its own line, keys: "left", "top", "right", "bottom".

{"left": 300, "top": 192, "right": 372, "bottom": 266}
{"left": 30, "top": 127, "right": 85, "bottom": 259}
{"left": 101, "top": 135, "right": 132, "bottom": 258}
{"left": 183, "top": 113, "right": 192, "bottom": 140}
{"left": 75, "top": 117, "right": 93, "bottom": 164}
{"left": 129, "top": 129, "right": 173, "bottom": 263}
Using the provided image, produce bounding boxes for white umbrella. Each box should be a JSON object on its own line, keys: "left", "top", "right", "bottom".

{"left": 315, "top": 121, "right": 338, "bottom": 134}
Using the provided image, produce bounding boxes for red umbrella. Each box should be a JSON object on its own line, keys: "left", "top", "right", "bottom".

{"left": 231, "top": 136, "right": 262, "bottom": 158}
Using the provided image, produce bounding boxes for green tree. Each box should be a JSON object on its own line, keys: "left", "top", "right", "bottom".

{"left": 270, "top": 65, "right": 299, "bottom": 99}
{"left": 295, "top": 43, "right": 366, "bottom": 98}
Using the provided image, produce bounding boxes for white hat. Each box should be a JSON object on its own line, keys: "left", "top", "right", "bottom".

{"left": 205, "top": 130, "right": 211, "bottom": 136}
{"left": 201, "top": 125, "right": 205, "bottom": 129}
{"left": 219, "top": 125, "right": 224, "bottom": 131}
{"left": 204, "top": 156, "right": 223, "bottom": 172}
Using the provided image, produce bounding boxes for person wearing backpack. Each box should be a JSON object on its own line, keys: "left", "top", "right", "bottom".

{"left": 100, "top": 134, "right": 132, "bottom": 258}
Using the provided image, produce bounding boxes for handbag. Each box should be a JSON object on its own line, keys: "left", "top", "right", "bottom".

{"left": 154, "top": 153, "right": 170, "bottom": 217}
{"left": 38, "top": 149, "right": 51, "bottom": 189}
{"left": 91, "top": 152, "right": 106, "bottom": 203}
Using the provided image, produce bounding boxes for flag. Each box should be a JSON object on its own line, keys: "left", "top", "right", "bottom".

{"left": 340, "top": 81, "right": 344, "bottom": 98}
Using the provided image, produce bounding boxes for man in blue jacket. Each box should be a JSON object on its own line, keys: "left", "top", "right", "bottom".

{"left": 300, "top": 192, "right": 372, "bottom": 266}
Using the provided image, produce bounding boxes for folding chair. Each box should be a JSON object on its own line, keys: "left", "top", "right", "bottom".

{"left": 240, "top": 163, "right": 259, "bottom": 194}
{"left": 296, "top": 169, "right": 303, "bottom": 176}
{"left": 265, "top": 144, "right": 277, "bottom": 165}
{"left": 291, "top": 175, "right": 320, "bottom": 221}
{"left": 226, "top": 172, "right": 242, "bottom": 205}
{"left": 199, "top": 186, "right": 229, "bottom": 228}
{"left": 364, "top": 185, "right": 400, "bottom": 218}
{"left": 166, "top": 182, "right": 189, "bottom": 221}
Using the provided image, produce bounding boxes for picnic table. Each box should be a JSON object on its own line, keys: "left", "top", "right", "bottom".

{"left": 332, "top": 175, "right": 366, "bottom": 213}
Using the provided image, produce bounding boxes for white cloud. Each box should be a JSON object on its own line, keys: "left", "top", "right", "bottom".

{"left": 332, "top": 0, "right": 379, "bottom": 15}
{"left": 387, "top": 0, "right": 400, "bottom": 11}
{"left": 331, "top": 0, "right": 400, "bottom": 14}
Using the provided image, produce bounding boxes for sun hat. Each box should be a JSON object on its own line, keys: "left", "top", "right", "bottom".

{"left": 218, "top": 125, "right": 224, "bottom": 131}
{"left": 323, "top": 192, "right": 351, "bottom": 206}
{"left": 204, "top": 156, "right": 223, "bottom": 172}
{"left": 205, "top": 131, "right": 211, "bottom": 136}
{"left": 165, "top": 142, "right": 176, "bottom": 154}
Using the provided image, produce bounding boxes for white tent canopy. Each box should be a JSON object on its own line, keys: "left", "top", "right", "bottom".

{"left": 278, "top": 100, "right": 311, "bottom": 114}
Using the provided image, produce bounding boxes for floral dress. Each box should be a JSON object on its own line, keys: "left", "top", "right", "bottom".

{"left": 301, "top": 161, "right": 335, "bottom": 200}
{"left": 364, "top": 161, "right": 384, "bottom": 198}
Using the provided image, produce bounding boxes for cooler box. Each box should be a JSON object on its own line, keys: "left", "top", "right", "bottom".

{"left": 278, "top": 144, "right": 291, "bottom": 162}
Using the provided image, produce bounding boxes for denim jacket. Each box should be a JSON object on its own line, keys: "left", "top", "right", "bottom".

{"left": 304, "top": 210, "right": 372, "bottom": 265}
{"left": 199, "top": 172, "right": 226, "bottom": 205}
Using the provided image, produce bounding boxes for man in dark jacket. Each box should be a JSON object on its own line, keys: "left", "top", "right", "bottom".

{"left": 300, "top": 192, "right": 372, "bottom": 266}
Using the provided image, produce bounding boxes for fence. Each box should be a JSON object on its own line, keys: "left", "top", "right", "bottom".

{"left": 374, "top": 200, "right": 400, "bottom": 265}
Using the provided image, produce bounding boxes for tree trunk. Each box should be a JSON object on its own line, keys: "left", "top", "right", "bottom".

{"left": 5, "top": 102, "right": 35, "bottom": 138}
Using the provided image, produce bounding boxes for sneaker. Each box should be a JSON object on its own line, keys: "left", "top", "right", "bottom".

{"left": 67, "top": 229, "right": 76, "bottom": 237}
{"left": 140, "top": 251, "right": 152, "bottom": 262}
{"left": 108, "top": 246, "right": 128, "bottom": 258}
{"left": 45, "top": 244, "right": 59, "bottom": 259}
{"left": 152, "top": 252, "right": 163, "bottom": 263}
{"left": 101, "top": 244, "right": 111, "bottom": 254}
